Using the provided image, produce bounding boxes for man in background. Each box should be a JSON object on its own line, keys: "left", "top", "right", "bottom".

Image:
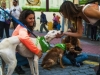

{"left": 40, "top": 11, "right": 48, "bottom": 33}
{"left": 10, "top": 0, "right": 22, "bottom": 29}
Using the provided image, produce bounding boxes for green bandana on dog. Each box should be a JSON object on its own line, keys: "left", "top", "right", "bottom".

{"left": 55, "top": 43, "right": 66, "bottom": 51}
{"left": 36, "top": 36, "right": 50, "bottom": 52}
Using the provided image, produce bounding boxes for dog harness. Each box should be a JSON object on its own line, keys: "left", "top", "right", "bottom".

{"left": 55, "top": 43, "right": 66, "bottom": 51}
{"left": 36, "top": 36, "right": 50, "bottom": 52}
{"left": 12, "top": 25, "right": 40, "bottom": 54}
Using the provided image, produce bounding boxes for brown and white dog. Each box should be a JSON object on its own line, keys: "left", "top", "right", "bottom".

{"left": 0, "top": 30, "right": 61, "bottom": 75}
{"left": 41, "top": 43, "right": 72, "bottom": 70}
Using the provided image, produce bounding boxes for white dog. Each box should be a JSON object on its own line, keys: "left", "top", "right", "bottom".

{"left": 0, "top": 30, "right": 61, "bottom": 75}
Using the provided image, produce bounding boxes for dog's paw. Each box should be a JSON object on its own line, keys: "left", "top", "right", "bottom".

{"left": 61, "top": 66, "right": 65, "bottom": 68}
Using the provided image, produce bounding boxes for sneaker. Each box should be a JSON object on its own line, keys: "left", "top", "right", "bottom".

{"left": 15, "top": 66, "right": 25, "bottom": 74}
{"left": 75, "top": 62, "right": 81, "bottom": 67}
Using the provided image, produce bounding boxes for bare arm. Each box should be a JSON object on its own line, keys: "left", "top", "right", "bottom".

{"left": 84, "top": 5, "right": 100, "bottom": 19}
{"left": 63, "top": 18, "right": 83, "bottom": 38}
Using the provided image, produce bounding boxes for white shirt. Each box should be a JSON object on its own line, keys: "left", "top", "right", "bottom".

{"left": 82, "top": 4, "right": 100, "bottom": 25}
{"left": 10, "top": 5, "right": 22, "bottom": 19}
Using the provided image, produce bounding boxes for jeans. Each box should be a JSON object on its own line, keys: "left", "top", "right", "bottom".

{"left": 0, "top": 21, "right": 10, "bottom": 38}
{"left": 16, "top": 53, "right": 28, "bottom": 66}
{"left": 91, "top": 25, "right": 97, "bottom": 40}
{"left": 62, "top": 53, "right": 88, "bottom": 65}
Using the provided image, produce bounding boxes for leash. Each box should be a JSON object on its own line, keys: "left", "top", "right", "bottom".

{"left": 0, "top": 7, "right": 37, "bottom": 38}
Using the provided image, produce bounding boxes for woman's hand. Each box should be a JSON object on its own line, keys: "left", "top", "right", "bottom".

{"left": 36, "top": 51, "right": 42, "bottom": 58}
{"left": 55, "top": 31, "right": 64, "bottom": 38}
{"left": 56, "top": 33, "right": 62, "bottom": 38}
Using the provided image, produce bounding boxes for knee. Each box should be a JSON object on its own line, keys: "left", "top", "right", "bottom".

{"left": 83, "top": 53, "right": 88, "bottom": 60}
{"left": 62, "top": 55, "right": 71, "bottom": 65}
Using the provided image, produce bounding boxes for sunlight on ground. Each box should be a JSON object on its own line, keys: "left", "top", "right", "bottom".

{"left": 84, "top": 60, "right": 99, "bottom": 66}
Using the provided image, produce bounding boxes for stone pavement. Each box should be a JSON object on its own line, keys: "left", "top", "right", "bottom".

{"left": 1, "top": 29, "right": 100, "bottom": 75}
{"left": 11, "top": 53, "right": 96, "bottom": 75}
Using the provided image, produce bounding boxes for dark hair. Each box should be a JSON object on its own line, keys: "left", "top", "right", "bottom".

{"left": 64, "top": 27, "right": 78, "bottom": 46}
{"left": 13, "top": 0, "right": 18, "bottom": 3}
{"left": 19, "top": 9, "right": 35, "bottom": 33}
{"left": 59, "top": 1, "right": 82, "bottom": 21}
{"left": 86, "top": 0, "right": 98, "bottom": 4}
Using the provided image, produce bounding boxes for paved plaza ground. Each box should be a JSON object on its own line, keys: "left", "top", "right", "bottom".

{"left": 1, "top": 29, "right": 100, "bottom": 75}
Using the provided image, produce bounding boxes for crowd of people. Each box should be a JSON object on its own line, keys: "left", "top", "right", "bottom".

{"left": 0, "top": 0, "right": 100, "bottom": 75}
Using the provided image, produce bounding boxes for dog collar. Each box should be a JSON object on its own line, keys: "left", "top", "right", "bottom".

{"left": 55, "top": 43, "right": 66, "bottom": 51}
{"left": 36, "top": 36, "right": 50, "bottom": 52}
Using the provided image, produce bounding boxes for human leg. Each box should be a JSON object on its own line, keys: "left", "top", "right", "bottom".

{"left": 15, "top": 53, "right": 28, "bottom": 74}
{"left": 93, "top": 26, "right": 97, "bottom": 40}
{"left": 0, "top": 21, "right": 4, "bottom": 38}
{"left": 4, "top": 23, "right": 10, "bottom": 38}
{"left": 43, "top": 23, "right": 48, "bottom": 32}
{"left": 75, "top": 53, "right": 88, "bottom": 63}
{"left": 62, "top": 55, "right": 72, "bottom": 65}
{"left": 40, "top": 23, "right": 43, "bottom": 33}
{"left": 12, "top": 20, "right": 18, "bottom": 29}
{"left": 91, "top": 26, "right": 94, "bottom": 40}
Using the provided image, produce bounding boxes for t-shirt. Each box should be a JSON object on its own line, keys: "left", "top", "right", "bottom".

{"left": 10, "top": 5, "right": 22, "bottom": 19}
{"left": 0, "top": 8, "right": 10, "bottom": 22}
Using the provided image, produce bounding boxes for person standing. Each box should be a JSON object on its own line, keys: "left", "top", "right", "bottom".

{"left": 55, "top": 0, "right": 100, "bottom": 74}
{"left": 10, "top": 0, "right": 22, "bottom": 29}
{"left": 52, "top": 13, "right": 58, "bottom": 30}
{"left": 90, "top": 25, "right": 97, "bottom": 41}
{"left": 40, "top": 11, "right": 48, "bottom": 33}
{"left": 0, "top": 1, "right": 11, "bottom": 39}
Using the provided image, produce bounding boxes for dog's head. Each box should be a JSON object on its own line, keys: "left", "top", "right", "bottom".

{"left": 44, "top": 30, "right": 61, "bottom": 42}
{"left": 66, "top": 43, "right": 73, "bottom": 50}
{"left": 42, "top": 59, "right": 55, "bottom": 70}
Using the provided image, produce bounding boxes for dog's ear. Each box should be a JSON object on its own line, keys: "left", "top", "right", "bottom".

{"left": 61, "top": 38, "right": 65, "bottom": 43}
{"left": 66, "top": 43, "right": 73, "bottom": 50}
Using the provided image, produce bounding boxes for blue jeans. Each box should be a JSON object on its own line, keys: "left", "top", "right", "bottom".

{"left": 62, "top": 53, "right": 88, "bottom": 65}
{"left": 16, "top": 53, "right": 28, "bottom": 66}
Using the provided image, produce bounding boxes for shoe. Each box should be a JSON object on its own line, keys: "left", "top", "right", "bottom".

{"left": 23, "top": 64, "right": 30, "bottom": 68}
{"left": 15, "top": 66, "right": 25, "bottom": 74}
{"left": 75, "top": 62, "right": 81, "bottom": 67}
{"left": 80, "top": 62, "right": 83, "bottom": 65}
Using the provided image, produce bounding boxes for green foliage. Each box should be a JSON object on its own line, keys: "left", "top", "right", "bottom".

{"left": 22, "top": 7, "right": 59, "bottom": 12}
